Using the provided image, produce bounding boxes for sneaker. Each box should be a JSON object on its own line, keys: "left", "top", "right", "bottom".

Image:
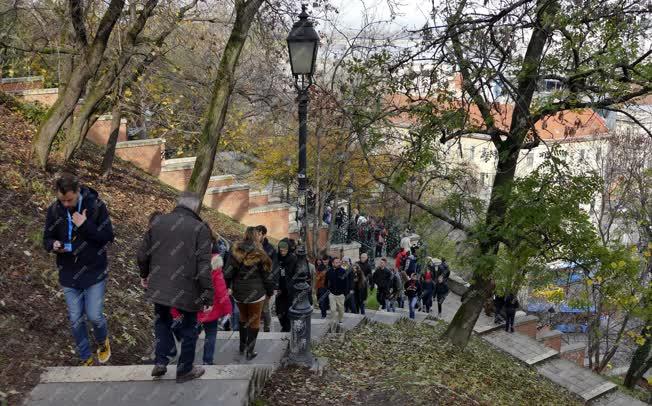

{"left": 81, "top": 357, "right": 94, "bottom": 366}
{"left": 176, "top": 366, "right": 205, "bottom": 383}
{"left": 151, "top": 365, "right": 167, "bottom": 377}
{"left": 97, "top": 338, "right": 111, "bottom": 364}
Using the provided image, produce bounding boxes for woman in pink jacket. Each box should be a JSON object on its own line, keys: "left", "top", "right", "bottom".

{"left": 172, "top": 253, "right": 232, "bottom": 365}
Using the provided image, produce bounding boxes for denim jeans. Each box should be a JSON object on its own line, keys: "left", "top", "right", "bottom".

{"left": 409, "top": 296, "right": 418, "bottom": 319}
{"left": 154, "top": 304, "right": 198, "bottom": 375}
{"left": 62, "top": 279, "right": 108, "bottom": 361}
{"left": 201, "top": 320, "right": 219, "bottom": 365}
{"left": 385, "top": 298, "right": 395, "bottom": 312}
{"left": 397, "top": 294, "right": 405, "bottom": 309}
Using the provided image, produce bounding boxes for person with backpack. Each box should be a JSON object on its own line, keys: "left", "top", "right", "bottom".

{"left": 504, "top": 293, "right": 519, "bottom": 333}
{"left": 437, "top": 258, "right": 451, "bottom": 281}
{"left": 43, "top": 173, "right": 115, "bottom": 367}
{"left": 434, "top": 274, "right": 450, "bottom": 319}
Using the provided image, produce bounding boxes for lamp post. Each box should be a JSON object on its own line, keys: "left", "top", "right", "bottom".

{"left": 286, "top": 3, "right": 319, "bottom": 367}
{"left": 346, "top": 181, "right": 353, "bottom": 244}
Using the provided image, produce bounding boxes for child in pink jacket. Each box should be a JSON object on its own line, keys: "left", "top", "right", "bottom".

{"left": 172, "top": 254, "right": 232, "bottom": 364}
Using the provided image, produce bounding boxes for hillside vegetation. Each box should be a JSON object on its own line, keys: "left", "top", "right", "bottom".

{"left": 0, "top": 96, "right": 245, "bottom": 405}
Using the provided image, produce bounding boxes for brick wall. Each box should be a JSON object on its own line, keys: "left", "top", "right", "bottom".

{"left": 537, "top": 330, "right": 563, "bottom": 352}
{"left": 158, "top": 159, "right": 195, "bottom": 190}
{"left": 208, "top": 175, "right": 236, "bottom": 188}
{"left": 0, "top": 76, "right": 44, "bottom": 92}
{"left": 115, "top": 139, "right": 163, "bottom": 176}
{"left": 560, "top": 344, "right": 586, "bottom": 367}
{"left": 243, "top": 203, "right": 291, "bottom": 240}
{"left": 87, "top": 116, "right": 127, "bottom": 145}
{"left": 514, "top": 316, "right": 538, "bottom": 338}
{"left": 248, "top": 191, "right": 270, "bottom": 209}
{"left": 13, "top": 88, "right": 59, "bottom": 107}
{"left": 204, "top": 185, "right": 251, "bottom": 220}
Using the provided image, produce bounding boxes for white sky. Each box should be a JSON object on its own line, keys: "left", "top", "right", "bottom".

{"left": 328, "top": 0, "right": 432, "bottom": 32}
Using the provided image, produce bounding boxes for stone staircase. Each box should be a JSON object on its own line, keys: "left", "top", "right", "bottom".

{"left": 1, "top": 76, "right": 292, "bottom": 240}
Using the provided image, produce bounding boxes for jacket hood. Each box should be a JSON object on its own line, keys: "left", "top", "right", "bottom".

{"left": 232, "top": 241, "right": 269, "bottom": 267}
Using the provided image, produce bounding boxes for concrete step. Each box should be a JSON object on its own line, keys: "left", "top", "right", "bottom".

{"left": 25, "top": 365, "right": 273, "bottom": 406}
{"left": 364, "top": 309, "right": 403, "bottom": 325}
{"left": 483, "top": 329, "right": 559, "bottom": 365}
{"left": 536, "top": 359, "right": 618, "bottom": 402}
{"left": 590, "top": 391, "right": 648, "bottom": 406}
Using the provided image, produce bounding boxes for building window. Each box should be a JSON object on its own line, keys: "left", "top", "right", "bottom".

{"left": 527, "top": 155, "right": 534, "bottom": 167}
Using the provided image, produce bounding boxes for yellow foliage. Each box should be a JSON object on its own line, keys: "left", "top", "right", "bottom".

{"left": 532, "top": 286, "right": 565, "bottom": 303}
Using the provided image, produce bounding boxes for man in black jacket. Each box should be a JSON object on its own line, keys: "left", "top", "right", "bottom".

{"left": 256, "top": 225, "right": 276, "bottom": 332}
{"left": 275, "top": 239, "right": 297, "bottom": 332}
{"left": 326, "top": 257, "right": 353, "bottom": 323}
{"left": 137, "top": 192, "right": 213, "bottom": 383}
{"left": 372, "top": 258, "right": 392, "bottom": 310}
{"left": 357, "top": 253, "right": 373, "bottom": 288}
{"left": 43, "top": 173, "right": 114, "bottom": 366}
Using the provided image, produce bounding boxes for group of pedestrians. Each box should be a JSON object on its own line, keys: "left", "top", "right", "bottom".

{"left": 40, "top": 174, "right": 456, "bottom": 385}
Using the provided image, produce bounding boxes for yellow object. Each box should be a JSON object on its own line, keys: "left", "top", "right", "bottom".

{"left": 82, "top": 357, "right": 94, "bottom": 366}
{"left": 97, "top": 338, "right": 111, "bottom": 364}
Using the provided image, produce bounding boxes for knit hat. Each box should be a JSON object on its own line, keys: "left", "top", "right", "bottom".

{"left": 278, "top": 241, "right": 289, "bottom": 249}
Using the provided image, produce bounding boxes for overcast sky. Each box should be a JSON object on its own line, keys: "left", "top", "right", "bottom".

{"left": 328, "top": 0, "right": 433, "bottom": 32}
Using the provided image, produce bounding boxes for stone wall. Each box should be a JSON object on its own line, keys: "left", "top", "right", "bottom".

{"left": 0, "top": 76, "right": 43, "bottom": 92}
{"left": 243, "top": 203, "right": 291, "bottom": 240}
{"left": 208, "top": 175, "right": 236, "bottom": 188}
{"left": 115, "top": 139, "right": 164, "bottom": 176}
{"left": 560, "top": 343, "right": 586, "bottom": 367}
{"left": 329, "top": 242, "right": 362, "bottom": 261}
{"left": 248, "top": 191, "right": 270, "bottom": 209}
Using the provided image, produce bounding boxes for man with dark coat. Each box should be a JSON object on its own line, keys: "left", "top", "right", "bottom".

{"left": 357, "top": 253, "right": 373, "bottom": 288}
{"left": 256, "top": 225, "right": 276, "bottom": 332}
{"left": 372, "top": 258, "right": 392, "bottom": 310}
{"left": 138, "top": 192, "right": 214, "bottom": 383}
{"left": 274, "top": 238, "right": 297, "bottom": 332}
{"left": 43, "top": 173, "right": 114, "bottom": 366}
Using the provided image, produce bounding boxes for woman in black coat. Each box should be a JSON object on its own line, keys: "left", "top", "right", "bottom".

{"left": 352, "top": 264, "right": 368, "bottom": 315}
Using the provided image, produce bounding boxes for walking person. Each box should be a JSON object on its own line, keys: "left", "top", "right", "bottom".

{"left": 255, "top": 225, "right": 276, "bottom": 332}
{"left": 493, "top": 294, "right": 505, "bottom": 324}
{"left": 504, "top": 293, "right": 519, "bottom": 333}
{"left": 372, "top": 258, "right": 392, "bottom": 310}
{"left": 357, "top": 253, "right": 373, "bottom": 286}
{"left": 43, "top": 173, "right": 114, "bottom": 366}
{"left": 315, "top": 257, "right": 329, "bottom": 318}
{"left": 171, "top": 246, "right": 232, "bottom": 365}
{"left": 405, "top": 273, "right": 422, "bottom": 319}
{"left": 327, "top": 257, "right": 353, "bottom": 324}
{"left": 223, "top": 227, "right": 274, "bottom": 359}
{"left": 434, "top": 274, "right": 449, "bottom": 319}
{"left": 421, "top": 264, "right": 435, "bottom": 313}
{"left": 275, "top": 239, "right": 297, "bottom": 332}
{"left": 138, "top": 192, "right": 213, "bottom": 382}
{"left": 352, "top": 264, "right": 368, "bottom": 315}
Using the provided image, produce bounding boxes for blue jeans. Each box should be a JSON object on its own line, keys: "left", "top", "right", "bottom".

{"left": 409, "top": 296, "right": 418, "bottom": 319}
{"left": 397, "top": 294, "right": 405, "bottom": 308}
{"left": 154, "top": 304, "right": 198, "bottom": 375}
{"left": 62, "top": 279, "right": 108, "bottom": 361}
{"left": 201, "top": 320, "right": 219, "bottom": 365}
{"left": 385, "top": 298, "right": 395, "bottom": 312}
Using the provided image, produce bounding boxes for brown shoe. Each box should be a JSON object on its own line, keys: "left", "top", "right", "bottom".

{"left": 176, "top": 366, "right": 205, "bottom": 383}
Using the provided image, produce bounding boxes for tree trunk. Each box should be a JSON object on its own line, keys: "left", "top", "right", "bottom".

{"left": 186, "top": 0, "right": 264, "bottom": 201}
{"left": 624, "top": 320, "right": 652, "bottom": 388}
{"left": 597, "top": 313, "right": 630, "bottom": 373}
{"left": 101, "top": 101, "right": 123, "bottom": 177}
{"left": 30, "top": 0, "right": 126, "bottom": 169}
{"left": 442, "top": 0, "right": 556, "bottom": 348}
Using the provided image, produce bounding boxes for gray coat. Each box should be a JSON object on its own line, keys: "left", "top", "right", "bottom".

{"left": 137, "top": 206, "right": 213, "bottom": 312}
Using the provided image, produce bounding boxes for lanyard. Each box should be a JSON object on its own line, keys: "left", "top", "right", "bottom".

{"left": 66, "top": 194, "right": 83, "bottom": 243}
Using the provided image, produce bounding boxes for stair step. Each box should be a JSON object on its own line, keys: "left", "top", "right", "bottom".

{"left": 483, "top": 329, "right": 558, "bottom": 365}
{"left": 536, "top": 359, "right": 618, "bottom": 402}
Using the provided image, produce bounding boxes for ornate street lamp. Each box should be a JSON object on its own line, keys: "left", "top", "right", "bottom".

{"left": 346, "top": 181, "right": 354, "bottom": 244}
{"left": 286, "top": 3, "right": 319, "bottom": 367}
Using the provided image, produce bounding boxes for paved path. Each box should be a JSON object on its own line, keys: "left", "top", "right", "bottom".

{"left": 26, "top": 295, "right": 643, "bottom": 406}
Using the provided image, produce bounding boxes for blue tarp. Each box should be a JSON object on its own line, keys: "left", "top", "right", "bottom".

{"left": 555, "top": 273, "right": 584, "bottom": 285}
{"left": 559, "top": 303, "right": 596, "bottom": 313}
{"left": 555, "top": 323, "right": 588, "bottom": 333}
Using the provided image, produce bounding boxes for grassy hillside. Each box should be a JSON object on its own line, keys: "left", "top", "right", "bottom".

{"left": 256, "top": 319, "right": 583, "bottom": 406}
{"left": 0, "top": 97, "right": 245, "bottom": 405}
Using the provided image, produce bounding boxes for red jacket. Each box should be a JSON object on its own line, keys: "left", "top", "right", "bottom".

{"left": 395, "top": 249, "right": 408, "bottom": 270}
{"left": 171, "top": 254, "right": 232, "bottom": 323}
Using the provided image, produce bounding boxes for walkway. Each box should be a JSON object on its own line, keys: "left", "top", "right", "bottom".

{"left": 24, "top": 295, "right": 646, "bottom": 405}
